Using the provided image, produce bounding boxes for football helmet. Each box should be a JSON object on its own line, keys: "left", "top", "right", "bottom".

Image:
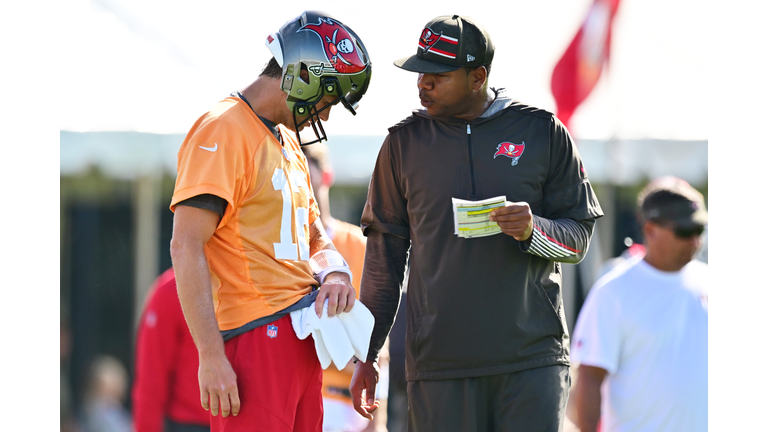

{"left": 265, "top": 11, "right": 372, "bottom": 145}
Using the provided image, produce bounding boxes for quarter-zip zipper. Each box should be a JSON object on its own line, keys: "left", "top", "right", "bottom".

{"left": 466, "top": 123, "right": 477, "bottom": 199}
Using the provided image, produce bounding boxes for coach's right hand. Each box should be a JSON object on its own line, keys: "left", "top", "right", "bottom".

{"left": 199, "top": 352, "right": 240, "bottom": 418}
{"left": 350, "top": 359, "right": 380, "bottom": 419}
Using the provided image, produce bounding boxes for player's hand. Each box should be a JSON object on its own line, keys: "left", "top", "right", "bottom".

{"left": 315, "top": 271, "right": 356, "bottom": 318}
{"left": 489, "top": 201, "right": 534, "bottom": 241}
{"left": 198, "top": 352, "right": 240, "bottom": 418}
{"left": 350, "top": 360, "right": 380, "bottom": 419}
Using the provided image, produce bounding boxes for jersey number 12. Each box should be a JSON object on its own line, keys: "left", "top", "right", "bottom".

{"left": 272, "top": 168, "right": 310, "bottom": 261}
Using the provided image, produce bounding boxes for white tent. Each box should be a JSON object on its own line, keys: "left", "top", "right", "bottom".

{"left": 56, "top": 0, "right": 710, "bottom": 186}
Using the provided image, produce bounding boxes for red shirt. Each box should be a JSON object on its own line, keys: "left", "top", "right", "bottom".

{"left": 131, "top": 268, "right": 209, "bottom": 431}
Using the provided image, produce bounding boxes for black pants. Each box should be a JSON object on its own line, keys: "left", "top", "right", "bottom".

{"left": 407, "top": 365, "right": 570, "bottom": 432}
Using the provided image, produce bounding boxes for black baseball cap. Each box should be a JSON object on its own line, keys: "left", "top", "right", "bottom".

{"left": 639, "top": 177, "right": 708, "bottom": 229}
{"left": 394, "top": 15, "right": 494, "bottom": 73}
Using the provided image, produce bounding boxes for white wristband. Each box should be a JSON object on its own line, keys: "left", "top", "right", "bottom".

{"left": 308, "top": 249, "right": 353, "bottom": 285}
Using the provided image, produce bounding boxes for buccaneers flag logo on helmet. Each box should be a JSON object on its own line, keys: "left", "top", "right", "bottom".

{"left": 494, "top": 141, "right": 526, "bottom": 166}
{"left": 300, "top": 18, "right": 366, "bottom": 74}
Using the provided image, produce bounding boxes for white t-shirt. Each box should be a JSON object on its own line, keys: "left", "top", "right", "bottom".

{"left": 572, "top": 257, "right": 708, "bottom": 432}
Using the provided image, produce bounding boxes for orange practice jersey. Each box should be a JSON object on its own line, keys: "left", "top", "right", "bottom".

{"left": 321, "top": 220, "right": 367, "bottom": 402}
{"left": 171, "top": 97, "right": 320, "bottom": 331}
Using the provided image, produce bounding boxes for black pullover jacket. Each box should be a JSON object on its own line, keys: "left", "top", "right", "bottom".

{"left": 359, "top": 89, "right": 604, "bottom": 381}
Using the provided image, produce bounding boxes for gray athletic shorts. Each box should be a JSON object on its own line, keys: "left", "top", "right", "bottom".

{"left": 406, "top": 364, "right": 571, "bottom": 432}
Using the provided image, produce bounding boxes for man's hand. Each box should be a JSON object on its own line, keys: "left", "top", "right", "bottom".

{"left": 350, "top": 360, "right": 380, "bottom": 420}
{"left": 198, "top": 351, "right": 240, "bottom": 418}
{"left": 315, "top": 271, "right": 356, "bottom": 318}
{"left": 489, "top": 201, "right": 533, "bottom": 241}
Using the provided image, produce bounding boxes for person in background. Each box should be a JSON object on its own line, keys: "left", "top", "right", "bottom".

{"left": 302, "top": 142, "right": 389, "bottom": 432}
{"left": 570, "top": 176, "right": 708, "bottom": 432}
{"left": 61, "top": 319, "right": 82, "bottom": 432}
{"left": 82, "top": 355, "right": 132, "bottom": 432}
{"left": 132, "top": 268, "right": 210, "bottom": 432}
{"left": 595, "top": 237, "right": 646, "bottom": 282}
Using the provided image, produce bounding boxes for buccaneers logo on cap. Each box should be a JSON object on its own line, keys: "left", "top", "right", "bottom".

{"left": 494, "top": 142, "right": 525, "bottom": 166}
{"left": 418, "top": 27, "right": 458, "bottom": 59}
{"left": 419, "top": 28, "right": 442, "bottom": 52}
{"left": 300, "top": 18, "right": 366, "bottom": 74}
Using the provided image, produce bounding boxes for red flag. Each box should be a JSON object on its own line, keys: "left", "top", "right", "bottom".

{"left": 551, "top": 0, "right": 621, "bottom": 131}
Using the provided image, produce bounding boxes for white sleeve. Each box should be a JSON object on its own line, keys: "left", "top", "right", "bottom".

{"left": 571, "top": 285, "right": 622, "bottom": 374}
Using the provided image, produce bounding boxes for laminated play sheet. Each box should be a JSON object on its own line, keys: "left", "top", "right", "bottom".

{"left": 452, "top": 196, "right": 507, "bottom": 238}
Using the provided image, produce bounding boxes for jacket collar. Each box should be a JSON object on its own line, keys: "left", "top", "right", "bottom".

{"left": 413, "top": 87, "right": 514, "bottom": 124}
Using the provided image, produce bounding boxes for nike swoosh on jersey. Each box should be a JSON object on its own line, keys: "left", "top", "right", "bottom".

{"left": 199, "top": 143, "right": 218, "bottom": 152}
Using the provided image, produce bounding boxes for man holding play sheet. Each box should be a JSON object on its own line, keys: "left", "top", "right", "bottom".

{"left": 350, "top": 14, "right": 603, "bottom": 432}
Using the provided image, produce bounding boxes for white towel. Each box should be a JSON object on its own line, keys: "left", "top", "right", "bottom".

{"left": 290, "top": 299, "right": 375, "bottom": 371}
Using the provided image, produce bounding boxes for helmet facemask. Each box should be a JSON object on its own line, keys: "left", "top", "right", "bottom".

{"left": 290, "top": 76, "right": 350, "bottom": 146}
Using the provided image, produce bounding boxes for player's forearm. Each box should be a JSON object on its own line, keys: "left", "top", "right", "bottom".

{"left": 574, "top": 365, "right": 606, "bottom": 432}
{"left": 575, "top": 391, "right": 601, "bottom": 432}
{"left": 308, "top": 217, "right": 354, "bottom": 287}
{"left": 522, "top": 216, "right": 595, "bottom": 264}
{"left": 171, "top": 242, "right": 225, "bottom": 358}
{"left": 360, "top": 229, "right": 409, "bottom": 362}
{"left": 308, "top": 218, "right": 336, "bottom": 256}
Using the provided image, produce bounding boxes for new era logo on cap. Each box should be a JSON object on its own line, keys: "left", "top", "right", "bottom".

{"left": 467, "top": 54, "right": 475, "bottom": 61}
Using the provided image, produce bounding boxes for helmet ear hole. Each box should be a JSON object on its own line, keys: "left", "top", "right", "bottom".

{"left": 299, "top": 63, "right": 310, "bottom": 84}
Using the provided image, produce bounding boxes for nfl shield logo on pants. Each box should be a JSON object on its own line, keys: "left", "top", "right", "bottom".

{"left": 267, "top": 324, "right": 278, "bottom": 338}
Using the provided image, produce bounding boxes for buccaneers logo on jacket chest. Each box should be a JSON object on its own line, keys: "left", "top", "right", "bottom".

{"left": 493, "top": 141, "right": 525, "bottom": 166}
